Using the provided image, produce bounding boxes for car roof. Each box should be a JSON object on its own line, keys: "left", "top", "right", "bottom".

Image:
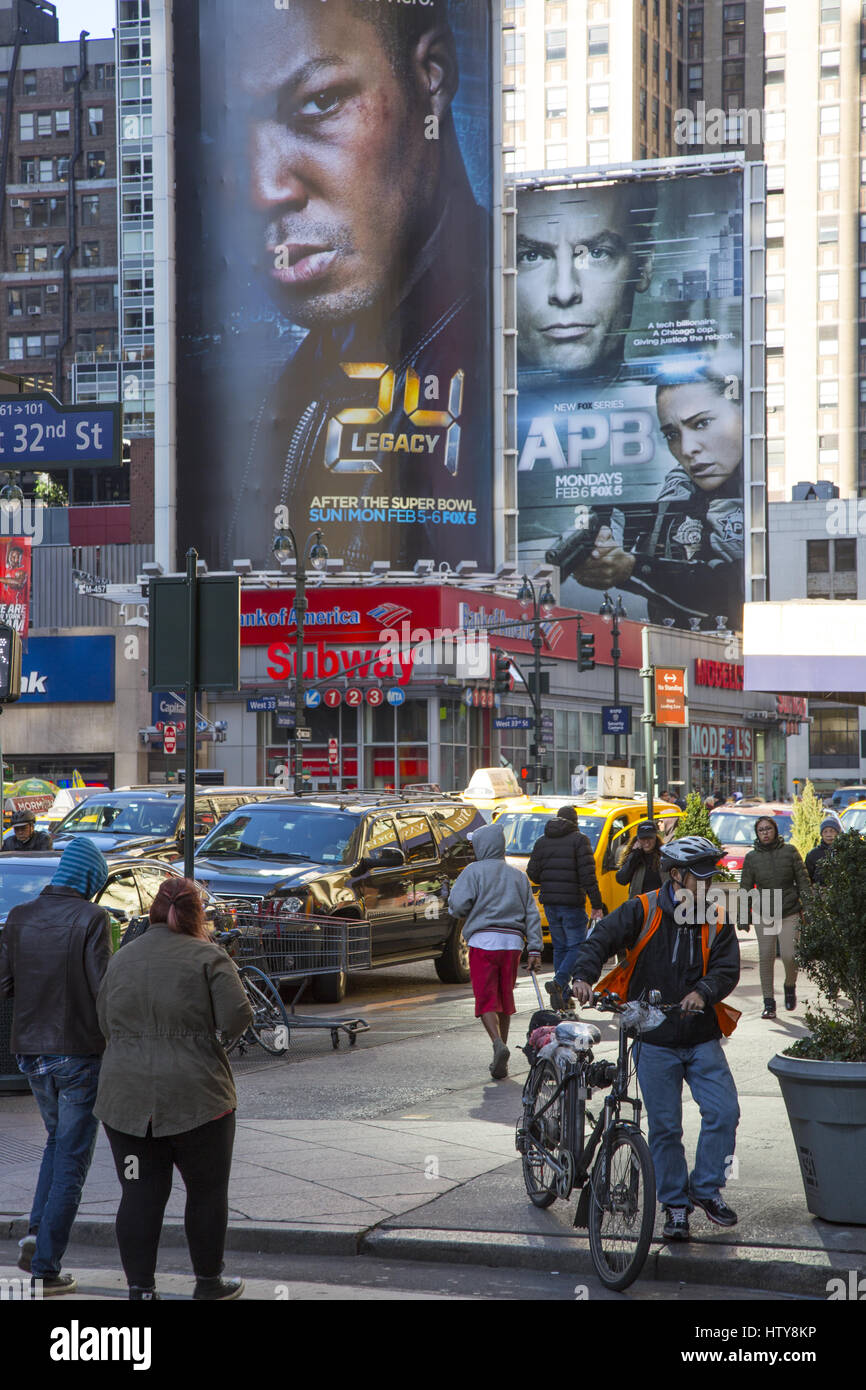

{"left": 212, "top": 792, "right": 473, "bottom": 814}
{"left": 711, "top": 802, "right": 792, "bottom": 814}
{"left": 496, "top": 798, "right": 682, "bottom": 816}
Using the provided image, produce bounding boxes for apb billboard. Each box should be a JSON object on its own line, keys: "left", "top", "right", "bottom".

{"left": 172, "top": 0, "right": 495, "bottom": 573}
{"left": 516, "top": 168, "right": 747, "bottom": 633}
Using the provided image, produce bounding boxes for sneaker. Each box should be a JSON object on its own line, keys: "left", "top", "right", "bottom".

{"left": 490, "top": 1039, "right": 510, "bottom": 1080}
{"left": 690, "top": 1193, "right": 738, "bottom": 1227}
{"left": 33, "top": 1274, "right": 77, "bottom": 1297}
{"left": 545, "top": 979, "right": 565, "bottom": 1011}
{"left": 784, "top": 985, "right": 796, "bottom": 1011}
{"left": 193, "top": 1276, "right": 244, "bottom": 1301}
{"left": 662, "top": 1206, "right": 691, "bottom": 1242}
{"left": 17, "top": 1234, "right": 36, "bottom": 1273}
{"left": 761, "top": 998, "right": 776, "bottom": 1019}
{"left": 129, "top": 1286, "right": 161, "bottom": 1300}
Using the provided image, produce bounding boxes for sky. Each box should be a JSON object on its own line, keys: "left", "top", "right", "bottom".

{"left": 56, "top": 0, "right": 116, "bottom": 41}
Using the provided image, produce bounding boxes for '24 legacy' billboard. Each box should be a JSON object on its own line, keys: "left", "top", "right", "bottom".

{"left": 173, "top": 0, "right": 494, "bottom": 573}
{"left": 516, "top": 168, "right": 746, "bottom": 632}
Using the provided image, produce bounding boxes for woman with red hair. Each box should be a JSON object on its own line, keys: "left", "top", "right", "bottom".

{"left": 94, "top": 877, "right": 252, "bottom": 1300}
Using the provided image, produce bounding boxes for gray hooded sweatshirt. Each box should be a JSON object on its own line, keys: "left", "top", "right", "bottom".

{"left": 448, "top": 823, "right": 543, "bottom": 952}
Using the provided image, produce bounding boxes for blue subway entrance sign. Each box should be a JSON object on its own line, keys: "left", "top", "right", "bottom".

{"left": 0, "top": 394, "right": 122, "bottom": 468}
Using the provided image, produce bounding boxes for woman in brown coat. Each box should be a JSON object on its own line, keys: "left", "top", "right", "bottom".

{"left": 94, "top": 877, "right": 252, "bottom": 1301}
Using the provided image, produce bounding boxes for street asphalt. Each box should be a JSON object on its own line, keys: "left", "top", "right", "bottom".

{"left": 1, "top": 933, "right": 864, "bottom": 1302}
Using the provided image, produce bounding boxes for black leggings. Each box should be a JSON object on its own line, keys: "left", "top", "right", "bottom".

{"left": 104, "top": 1111, "right": 235, "bottom": 1288}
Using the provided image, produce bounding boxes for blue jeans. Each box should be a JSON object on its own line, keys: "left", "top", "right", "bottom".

{"left": 20, "top": 1056, "right": 101, "bottom": 1277}
{"left": 545, "top": 904, "right": 588, "bottom": 987}
{"left": 634, "top": 1039, "right": 740, "bottom": 1209}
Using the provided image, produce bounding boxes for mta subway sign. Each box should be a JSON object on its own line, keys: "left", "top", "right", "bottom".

{"left": 0, "top": 395, "right": 122, "bottom": 468}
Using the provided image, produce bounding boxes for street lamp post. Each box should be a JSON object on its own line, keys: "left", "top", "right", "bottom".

{"left": 273, "top": 525, "right": 329, "bottom": 794}
{"left": 599, "top": 592, "right": 626, "bottom": 762}
{"left": 517, "top": 574, "right": 555, "bottom": 796}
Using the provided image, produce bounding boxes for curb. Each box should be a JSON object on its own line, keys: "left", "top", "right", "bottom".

{"left": 6, "top": 1213, "right": 860, "bottom": 1297}
{"left": 359, "top": 1228, "right": 857, "bottom": 1298}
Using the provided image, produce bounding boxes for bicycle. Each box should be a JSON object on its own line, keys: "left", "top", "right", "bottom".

{"left": 214, "top": 928, "right": 292, "bottom": 1056}
{"left": 516, "top": 985, "right": 677, "bottom": 1291}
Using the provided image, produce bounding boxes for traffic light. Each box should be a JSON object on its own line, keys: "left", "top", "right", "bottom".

{"left": 519, "top": 765, "right": 530, "bottom": 784}
{"left": 577, "top": 630, "right": 596, "bottom": 672}
{"left": 493, "top": 651, "right": 513, "bottom": 693}
{"left": 0, "top": 624, "right": 22, "bottom": 703}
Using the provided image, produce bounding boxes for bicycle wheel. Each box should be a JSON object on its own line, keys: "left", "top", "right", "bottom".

{"left": 238, "top": 966, "right": 291, "bottom": 1055}
{"left": 520, "top": 1062, "right": 562, "bottom": 1208}
{"left": 588, "top": 1124, "right": 656, "bottom": 1291}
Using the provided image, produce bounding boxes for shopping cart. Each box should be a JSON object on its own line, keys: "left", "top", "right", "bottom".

{"left": 228, "top": 908, "right": 372, "bottom": 1049}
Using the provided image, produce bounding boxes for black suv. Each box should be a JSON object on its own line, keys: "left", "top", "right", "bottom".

{"left": 192, "top": 793, "right": 486, "bottom": 1001}
{"left": 50, "top": 787, "right": 283, "bottom": 860}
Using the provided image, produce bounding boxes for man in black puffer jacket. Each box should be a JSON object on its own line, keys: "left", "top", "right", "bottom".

{"left": 527, "top": 806, "right": 603, "bottom": 1010}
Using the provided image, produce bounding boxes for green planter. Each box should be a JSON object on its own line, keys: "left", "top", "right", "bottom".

{"left": 768, "top": 1055, "right": 866, "bottom": 1224}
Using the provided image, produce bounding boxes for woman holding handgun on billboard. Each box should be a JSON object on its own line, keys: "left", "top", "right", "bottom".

{"left": 549, "top": 365, "right": 745, "bottom": 632}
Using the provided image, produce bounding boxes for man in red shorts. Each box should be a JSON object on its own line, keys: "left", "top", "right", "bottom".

{"left": 448, "top": 823, "right": 543, "bottom": 1079}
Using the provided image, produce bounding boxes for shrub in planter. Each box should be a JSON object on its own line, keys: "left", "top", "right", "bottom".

{"left": 784, "top": 829, "right": 866, "bottom": 1062}
{"left": 767, "top": 829, "right": 866, "bottom": 1222}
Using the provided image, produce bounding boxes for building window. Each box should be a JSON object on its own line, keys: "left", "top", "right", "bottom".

{"left": 546, "top": 29, "right": 567, "bottom": 61}
{"left": 588, "top": 83, "right": 609, "bottom": 111}
{"left": 63, "top": 66, "right": 77, "bottom": 91}
{"left": 765, "top": 56, "right": 785, "bottom": 83}
{"left": 545, "top": 144, "right": 568, "bottom": 169}
{"left": 820, "top": 2, "right": 841, "bottom": 20}
{"left": 91, "top": 64, "right": 116, "bottom": 90}
{"left": 8, "top": 336, "right": 25, "bottom": 360}
{"left": 819, "top": 272, "right": 839, "bottom": 301}
{"left": 820, "top": 50, "right": 840, "bottom": 77}
{"left": 820, "top": 105, "right": 840, "bottom": 136}
{"left": 81, "top": 194, "right": 101, "bottom": 225}
{"left": 819, "top": 380, "right": 839, "bottom": 407}
{"left": 11, "top": 196, "right": 67, "bottom": 229}
{"left": 36, "top": 113, "right": 52, "bottom": 138}
{"left": 54, "top": 109, "right": 71, "bottom": 137}
{"left": 87, "top": 108, "right": 105, "bottom": 137}
{"left": 818, "top": 217, "right": 839, "bottom": 243}
{"left": 588, "top": 25, "right": 609, "bottom": 56}
{"left": 819, "top": 161, "right": 840, "bottom": 191}
{"left": 504, "top": 33, "right": 525, "bottom": 65}
{"left": 23, "top": 70, "right": 37, "bottom": 96}
{"left": 546, "top": 87, "right": 567, "bottom": 119}
{"left": 809, "top": 706, "right": 859, "bottom": 765}
{"left": 81, "top": 242, "right": 101, "bottom": 268}
{"left": 86, "top": 151, "right": 107, "bottom": 179}
{"left": 688, "top": 64, "right": 703, "bottom": 92}
{"left": 19, "top": 113, "right": 34, "bottom": 141}
{"left": 807, "top": 541, "right": 857, "bottom": 600}
{"left": 56, "top": 156, "right": 70, "bottom": 182}
{"left": 505, "top": 91, "right": 525, "bottom": 122}
{"left": 588, "top": 140, "right": 610, "bottom": 163}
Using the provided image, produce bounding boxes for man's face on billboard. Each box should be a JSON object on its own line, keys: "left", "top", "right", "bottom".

{"left": 657, "top": 382, "right": 742, "bottom": 493}
{"left": 516, "top": 187, "right": 652, "bottom": 374}
{"left": 242, "top": 1, "right": 447, "bottom": 327}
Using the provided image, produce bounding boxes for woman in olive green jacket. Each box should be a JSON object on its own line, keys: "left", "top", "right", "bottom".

{"left": 739, "top": 817, "right": 812, "bottom": 1019}
{"left": 94, "top": 877, "right": 252, "bottom": 1301}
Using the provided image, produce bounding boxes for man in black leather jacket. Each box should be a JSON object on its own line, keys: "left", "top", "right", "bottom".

{"left": 527, "top": 806, "right": 603, "bottom": 1011}
{"left": 0, "top": 836, "right": 110, "bottom": 1295}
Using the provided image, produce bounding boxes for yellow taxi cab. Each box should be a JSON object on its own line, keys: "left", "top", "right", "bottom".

{"left": 458, "top": 766, "right": 533, "bottom": 823}
{"left": 840, "top": 799, "right": 866, "bottom": 833}
{"left": 491, "top": 793, "right": 684, "bottom": 929}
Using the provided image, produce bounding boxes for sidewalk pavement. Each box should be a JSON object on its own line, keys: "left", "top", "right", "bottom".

{"left": 2, "top": 937, "right": 864, "bottom": 1300}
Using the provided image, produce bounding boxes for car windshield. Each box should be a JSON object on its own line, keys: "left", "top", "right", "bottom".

{"left": 58, "top": 798, "right": 180, "bottom": 837}
{"left": 496, "top": 812, "right": 605, "bottom": 855}
{"left": 197, "top": 807, "right": 361, "bottom": 864}
{"left": 0, "top": 860, "right": 57, "bottom": 918}
{"left": 711, "top": 812, "right": 793, "bottom": 845}
{"left": 842, "top": 807, "right": 866, "bottom": 832}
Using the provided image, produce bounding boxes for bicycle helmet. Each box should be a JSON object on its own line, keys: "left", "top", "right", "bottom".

{"left": 660, "top": 834, "right": 723, "bottom": 880}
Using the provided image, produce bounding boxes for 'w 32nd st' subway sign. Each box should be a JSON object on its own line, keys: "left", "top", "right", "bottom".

{"left": 0, "top": 395, "right": 122, "bottom": 468}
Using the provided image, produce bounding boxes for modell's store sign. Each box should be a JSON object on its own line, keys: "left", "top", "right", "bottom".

{"left": 694, "top": 659, "right": 744, "bottom": 691}
{"left": 690, "top": 723, "right": 754, "bottom": 759}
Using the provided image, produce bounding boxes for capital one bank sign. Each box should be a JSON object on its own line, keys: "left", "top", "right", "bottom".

{"left": 690, "top": 723, "right": 753, "bottom": 760}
